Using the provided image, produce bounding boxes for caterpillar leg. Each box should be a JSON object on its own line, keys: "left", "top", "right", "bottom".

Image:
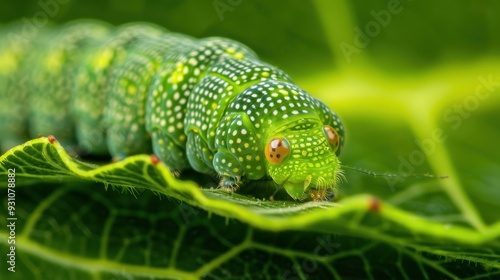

{"left": 151, "top": 130, "right": 190, "bottom": 170}
{"left": 186, "top": 131, "right": 214, "bottom": 174}
{"left": 214, "top": 113, "right": 265, "bottom": 180}
{"left": 213, "top": 148, "right": 246, "bottom": 190}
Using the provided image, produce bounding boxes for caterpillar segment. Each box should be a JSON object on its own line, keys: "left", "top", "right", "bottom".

{"left": 105, "top": 33, "right": 194, "bottom": 160}
{"left": 216, "top": 80, "right": 344, "bottom": 200}
{"left": 146, "top": 38, "right": 258, "bottom": 170}
{"left": 73, "top": 23, "right": 167, "bottom": 155}
{"left": 28, "top": 20, "right": 110, "bottom": 151}
{"left": 0, "top": 21, "right": 50, "bottom": 151}
{"left": 0, "top": 21, "right": 345, "bottom": 201}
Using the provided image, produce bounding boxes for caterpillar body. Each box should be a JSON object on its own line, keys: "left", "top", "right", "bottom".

{"left": 0, "top": 20, "right": 345, "bottom": 201}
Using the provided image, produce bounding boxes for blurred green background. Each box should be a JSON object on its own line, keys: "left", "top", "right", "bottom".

{"left": 1, "top": 0, "right": 498, "bottom": 75}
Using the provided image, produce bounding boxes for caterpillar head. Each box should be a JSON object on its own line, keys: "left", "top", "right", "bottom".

{"left": 213, "top": 80, "right": 344, "bottom": 201}
{"left": 265, "top": 122, "right": 343, "bottom": 201}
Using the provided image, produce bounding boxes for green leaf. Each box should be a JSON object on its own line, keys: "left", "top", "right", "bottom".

{"left": 2, "top": 64, "right": 500, "bottom": 278}
{"left": 1, "top": 182, "right": 499, "bottom": 279}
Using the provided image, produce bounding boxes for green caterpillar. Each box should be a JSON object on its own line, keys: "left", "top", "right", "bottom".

{"left": 0, "top": 20, "right": 345, "bottom": 201}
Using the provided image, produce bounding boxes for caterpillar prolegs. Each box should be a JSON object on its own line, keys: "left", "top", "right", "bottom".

{"left": 0, "top": 20, "right": 345, "bottom": 201}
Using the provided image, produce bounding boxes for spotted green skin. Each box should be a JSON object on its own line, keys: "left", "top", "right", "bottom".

{"left": 0, "top": 21, "right": 51, "bottom": 151}
{"left": 73, "top": 23, "right": 167, "bottom": 155}
{"left": 213, "top": 81, "right": 345, "bottom": 199}
{"left": 0, "top": 21, "right": 345, "bottom": 200}
{"left": 29, "top": 20, "right": 110, "bottom": 149}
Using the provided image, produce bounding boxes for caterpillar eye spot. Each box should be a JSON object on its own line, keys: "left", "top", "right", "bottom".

{"left": 323, "top": 125, "right": 340, "bottom": 152}
{"left": 265, "top": 137, "right": 290, "bottom": 165}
